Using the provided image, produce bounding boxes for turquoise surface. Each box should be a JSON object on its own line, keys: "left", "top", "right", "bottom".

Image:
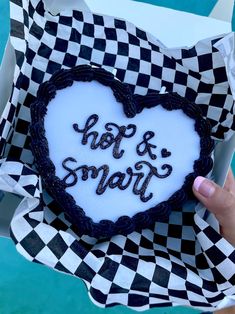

{"left": 134, "top": 0, "right": 217, "bottom": 16}
{"left": 0, "top": 238, "right": 201, "bottom": 314}
{"left": 0, "top": 0, "right": 9, "bottom": 61}
{"left": 0, "top": 1, "right": 234, "bottom": 313}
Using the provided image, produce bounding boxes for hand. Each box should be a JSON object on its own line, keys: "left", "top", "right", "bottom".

{"left": 214, "top": 305, "right": 235, "bottom": 313}
{"left": 193, "top": 168, "right": 235, "bottom": 246}
{"left": 202, "top": 305, "right": 235, "bottom": 313}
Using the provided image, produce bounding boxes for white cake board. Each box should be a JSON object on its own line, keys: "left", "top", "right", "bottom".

{"left": 0, "top": 0, "right": 234, "bottom": 239}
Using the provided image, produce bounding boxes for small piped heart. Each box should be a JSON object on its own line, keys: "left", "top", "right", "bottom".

{"left": 161, "top": 148, "right": 171, "bottom": 158}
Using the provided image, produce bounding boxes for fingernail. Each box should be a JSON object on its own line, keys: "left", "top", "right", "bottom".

{"left": 193, "top": 176, "right": 215, "bottom": 198}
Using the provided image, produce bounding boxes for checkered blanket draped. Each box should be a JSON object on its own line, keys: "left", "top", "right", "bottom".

{"left": 0, "top": 0, "right": 235, "bottom": 311}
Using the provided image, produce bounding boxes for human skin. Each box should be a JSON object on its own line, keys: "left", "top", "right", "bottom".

{"left": 194, "top": 170, "right": 235, "bottom": 313}
{"left": 193, "top": 169, "right": 235, "bottom": 247}
{"left": 214, "top": 306, "right": 235, "bottom": 313}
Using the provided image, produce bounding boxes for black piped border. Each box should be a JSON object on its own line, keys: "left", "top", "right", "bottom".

{"left": 30, "top": 65, "right": 214, "bottom": 239}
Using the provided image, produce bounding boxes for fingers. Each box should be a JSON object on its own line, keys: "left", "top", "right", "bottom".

{"left": 193, "top": 176, "right": 235, "bottom": 246}
{"left": 193, "top": 176, "right": 235, "bottom": 217}
{"left": 224, "top": 169, "right": 235, "bottom": 195}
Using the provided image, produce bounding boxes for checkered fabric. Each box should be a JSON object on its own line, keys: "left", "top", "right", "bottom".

{"left": 0, "top": 158, "right": 41, "bottom": 198}
{"left": 1, "top": 0, "right": 235, "bottom": 311}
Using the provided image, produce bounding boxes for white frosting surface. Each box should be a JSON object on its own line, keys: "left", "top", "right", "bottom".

{"left": 44, "top": 81, "right": 200, "bottom": 223}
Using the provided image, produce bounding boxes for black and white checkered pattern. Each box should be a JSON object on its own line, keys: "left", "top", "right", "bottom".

{"left": 1, "top": 0, "right": 235, "bottom": 311}
{"left": 0, "top": 158, "right": 41, "bottom": 198}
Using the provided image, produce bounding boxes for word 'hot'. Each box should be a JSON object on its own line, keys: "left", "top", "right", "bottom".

{"left": 73, "top": 114, "right": 137, "bottom": 159}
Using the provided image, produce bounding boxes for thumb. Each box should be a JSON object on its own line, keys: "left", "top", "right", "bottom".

{"left": 193, "top": 176, "right": 235, "bottom": 245}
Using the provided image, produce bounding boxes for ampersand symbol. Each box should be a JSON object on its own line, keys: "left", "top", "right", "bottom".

{"left": 136, "top": 131, "right": 157, "bottom": 160}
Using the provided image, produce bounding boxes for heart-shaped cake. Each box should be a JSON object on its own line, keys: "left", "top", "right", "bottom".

{"left": 30, "top": 65, "right": 214, "bottom": 238}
